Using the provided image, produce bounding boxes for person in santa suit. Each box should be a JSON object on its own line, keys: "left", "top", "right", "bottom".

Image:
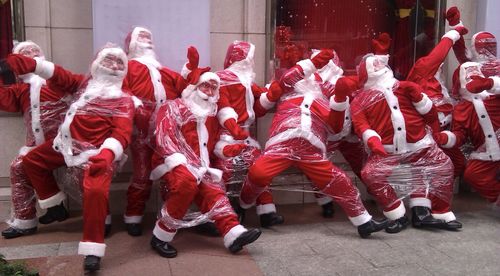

{"left": 213, "top": 41, "right": 283, "bottom": 227}
{"left": 351, "top": 34, "right": 462, "bottom": 234}
{"left": 434, "top": 54, "right": 500, "bottom": 211}
{"left": 239, "top": 49, "right": 388, "bottom": 238}
{"left": 0, "top": 41, "right": 70, "bottom": 239}
{"left": 3, "top": 44, "right": 136, "bottom": 271}
{"left": 122, "top": 26, "right": 188, "bottom": 236}
{"left": 406, "top": 27, "right": 469, "bottom": 179}
{"left": 149, "top": 52, "right": 261, "bottom": 257}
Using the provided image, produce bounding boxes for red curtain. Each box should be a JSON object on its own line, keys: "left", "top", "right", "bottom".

{"left": 0, "top": 0, "right": 13, "bottom": 59}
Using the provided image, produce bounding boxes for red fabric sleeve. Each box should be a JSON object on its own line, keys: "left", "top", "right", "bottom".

{"left": 0, "top": 83, "right": 23, "bottom": 112}
{"left": 452, "top": 36, "right": 471, "bottom": 64}
{"left": 5, "top": 54, "right": 37, "bottom": 75}
{"left": 108, "top": 97, "right": 135, "bottom": 151}
{"left": 407, "top": 37, "right": 454, "bottom": 84}
{"left": 251, "top": 83, "right": 269, "bottom": 118}
{"left": 279, "top": 65, "right": 305, "bottom": 93}
{"left": 160, "top": 68, "right": 188, "bottom": 100}
{"left": 48, "top": 65, "right": 86, "bottom": 94}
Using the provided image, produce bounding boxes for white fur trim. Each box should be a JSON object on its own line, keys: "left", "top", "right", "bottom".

{"left": 223, "top": 224, "right": 247, "bottom": 249}
{"left": 361, "top": 129, "right": 381, "bottom": 146}
{"left": 316, "top": 196, "right": 333, "bottom": 206}
{"left": 265, "top": 128, "right": 326, "bottom": 154}
{"left": 214, "top": 140, "right": 231, "bottom": 159}
{"left": 297, "top": 59, "right": 316, "bottom": 78}
{"left": 34, "top": 57, "right": 54, "bottom": 79}
{"left": 217, "top": 107, "right": 238, "bottom": 125}
{"left": 131, "top": 96, "right": 143, "bottom": 108}
{"left": 153, "top": 221, "right": 176, "bottom": 242}
{"left": 259, "top": 92, "right": 275, "bottom": 110}
{"left": 413, "top": 94, "right": 433, "bottom": 115}
{"left": 18, "top": 146, "right": 35, "bottom": 156}
{"left": 329, "top": 96, "right": 349, "bottom": 112}
{"left": 105, "top": 214, "right": 112, "bottom": 225}
{"left": 382, "top": 201, "right": 406, "bottom": 220}
{"left": 38, "top": 191, "right": 66, "bottom": 209}
{"left": 490, "top": 76, "right": 500, "bottom": 93}
{"left": 409, "top": 197, "right": 432, "bottom": 209}
{"left": 442, "top": 30, "right": 460, "bottom": 43}
{"left": 383, "top": 135, "right": 433, "bottom": 154}
{"left": 8, "top": 218, "right": 37, "bottom": 230}
{"left": 450, "top": 21, "right": 464, "bottom": 28}
{"left": 100, "top": 138, "right": 124, "bottom": 162}
{"left": 431, "top": 211, "right": 456, "bottom": 222}
{"left": 180, "top": 62, "right": 191, "bottom": 79}
{"left": 149, "top": 153, "right": 188, "bottom": 180}
{"left": 123, "top": 215, "right": 142, "bottom": 224}
{"left": 256, "top": 203, "right": 277, "bottom": 215}
{"left": 197, "top": 72, "right": 221, "bottom": 86}
{"left": 78, "top": 241, "right": 106, "bottom": 257}
{"left": 441, "top": 131, "right": 457, "bottom": 148}
{"left": 348, "top": 210, "right": 372, "bottom": 226}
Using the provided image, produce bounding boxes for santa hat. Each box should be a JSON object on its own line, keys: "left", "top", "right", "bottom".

{"left": 223, "top": 41, "right": 255, "bottom": 69}
{"left": 13, "top": 40, "right": 44, "bottom": 59}
{"left": 470, "top": 31, "right": 497, "bottom": 61}
{"left": 124, "top": 26, "right": 153, "bottom": 55}
{"left": 357, "top": 53, "right": 392, "bottom": 89}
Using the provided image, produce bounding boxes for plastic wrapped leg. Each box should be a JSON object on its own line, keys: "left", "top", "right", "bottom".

{"left": 441, "top": 147, "right": 466, "bottom": 179}
{"left": 7, "top": 155, "right": 37, "bottom": 229}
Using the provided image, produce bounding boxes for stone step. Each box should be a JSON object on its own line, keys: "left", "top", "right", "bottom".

{"left": 0, "top": 177, "right": 10, "bottom": 187}
{"left": 0, "top": 187, "right": 11, "bottom": 201}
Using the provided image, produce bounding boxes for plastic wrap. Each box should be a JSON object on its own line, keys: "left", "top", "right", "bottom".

{"left": 6, "top": 156, "right": 37, "bottom": 228}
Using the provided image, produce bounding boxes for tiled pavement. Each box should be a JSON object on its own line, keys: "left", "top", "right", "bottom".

{"left": 0, "top": 192, "right": 499, "bottom": 275}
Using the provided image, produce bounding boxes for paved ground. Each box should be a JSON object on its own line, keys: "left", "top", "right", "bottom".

{"left": 0, "top": 192, "right": 499, "bottom": 275}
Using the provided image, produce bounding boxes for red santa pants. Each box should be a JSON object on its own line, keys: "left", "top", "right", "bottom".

{"left": 240, "top": 143, "right": 368, "bottom": 219}
{"left": 156, "top": 165, "right": 240, "bottom": 236}
{"left": 10, "top": 155, "right": 37, "bottom": 224}
{"left": 125, "top": 134, "right": 154, "bottom": 221}
{"left": 441, "top": 147, "right": 466, "bottom": 178}
{"left": 22, "top": 139, "right": 112, "bottom": 244}
{"left": 463, "top": 159, "right": 500, "bottom": 203}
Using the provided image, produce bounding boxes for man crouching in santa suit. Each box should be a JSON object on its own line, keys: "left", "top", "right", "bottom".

{"left": 4, "top": 44, "right": 136, "bottom": 272}
{"left": 239, "top": 49, "right": 389, "bottom": 238}
{"left": 149, "top": 56, "right": 261, "bottom": 258}
{"left": 351, "top": 51, "right": 462, "bottom": 234}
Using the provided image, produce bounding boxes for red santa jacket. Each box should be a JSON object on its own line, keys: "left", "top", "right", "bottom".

{"left": 0, "top": 76, "right": 69, "bottom": 154}
{"left": 351, "top": 80, "right": 436, "bottom": 154}
{"left": 150, "top": 98, "right": 223, "bottom": 182}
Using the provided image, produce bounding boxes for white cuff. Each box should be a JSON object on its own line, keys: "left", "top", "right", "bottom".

{"left": 441, "top": 131, "right": 457, "bottom": 148}
{"left": 153, "top": 221, "right": 177, "bottom": 242}
{"left": 180, "top": 62, "right": 191, "bottom": 79}
{"left": 149, "top": 153, "right": 188, "bottom": 180}
{"left": 100, "top": 137, "right": 124, "bottom": 162}
{"left": 382, "top": 201, "right": 406, "bottom": 220}
{"left": 431, "top": 211, "right": 456, "bottom": 222}
{"left": 409, "top": 197, "right": 432, "bottom": 209}
{"left": 297, "top": 59, "right": 316, "bottom": 77}
{"left": 362, "top": 129, "right": 381, "bottom": 146}
{"left": 223, "top": 224, "right": 247, "bottom": 248}
{"left": 413, "top": 94, "right": 433, "bottom": 115}
{"left": 38, "top": 191, "right": 66, "bottom": 209}
{"left": 442, "top": 29, "right": 460, "bottom": 43}
{"left": 450, "top": 21, "right": 464, "bottom": 28}
{"left": 259, "top": 92, "right": 275, "bottom": 110}
{"left": 78, "top": 242, "right": 106, "bottom": 257}
{"left": 123, "top": 215, "right": 143, "bottom": 224}
{"left": 256, "top": 203, "right": 277, "bottom": 215}
{"left": 214, "top": 140, "right": 231, "bottom": 160}
{"left": 105, "top": 214, "right": 112, "bottom": 225}
{"left": 217, "top": 107, "right": 238, "bottom": 125}
{"left": 490, "top": 76, "right": 500, "bottom": 93}
{"left": 348, "top": 210, "right": 372, "bottom": 226}
{"left": 131, "top": 96, "right": 144, "bottom": 108}
{"left": 329, "top": 96, "right": 349, "bottom": 112}
{"left": 8, "top": 217, "right": 38, "bottom": 230}
{"left": 34, "top": 57, "right": 54, "bottom": 79}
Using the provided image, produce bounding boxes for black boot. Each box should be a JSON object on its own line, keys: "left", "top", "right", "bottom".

{"left": 440, "top": 220, "right": 462, "bottom": 231}
{"left": 83, "top": 255, "right": 101, "bottom": 272}
{"left": 411, "top": 206, "right": 446, "bottom": 228}
{"left": 260, "top": 212, "right": 284, "bottom": 228}
{"left": 385, "top": 216, "right": 410, "bottom": 234}
{"left": 228, "top": 228, "right": 261, "bottom": 253}
{"left": 195, "top": 222, "right": 220, "bottom": 237}
{"left": 321, "top": 202, "right": 334, "bottom": 218}
{"left": 104, "top": 224, "right": 112, "bottom": 238}
{"left": 357, "top": 218, "right": 389, "bottom": 238}
{"left": 38, "top": 202, "right": 69, "bottom": 224}
{"left": 1, "top": 226, "right": 37, "bottom": 239}
{"left": 126, "top": 223, "right": 142, "bottom": 237}
{"left": 150, "top": 236, "right": 177, "bottom": 258}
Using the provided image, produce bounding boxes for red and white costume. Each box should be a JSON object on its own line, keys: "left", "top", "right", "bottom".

{"left": 239, "top": 56, "right": 374, "bottom": 227}
{"left": 1, "top": 41, "right": 69, "bottom": 231}
{"left": 352, "top": 53, "right": 457, "bottom": 223}
{"left": 150, "top": 70, "right": 253, "bottom": 249}
{"left": 213, "top": 41, "right": 277, "bottom": 216}
{"left": 123, "top": 27, "right": 187, "bottom": 224}
{"left": 9, "top": 46, "right": 135, "bottom": 257}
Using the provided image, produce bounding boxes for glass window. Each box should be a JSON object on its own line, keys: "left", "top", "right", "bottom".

{"left": 270, "top": 0, "right": 445, "bottom": 80}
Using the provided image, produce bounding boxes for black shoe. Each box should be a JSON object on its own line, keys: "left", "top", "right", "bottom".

{"left": 357, "top": 218, "right": 389, "bottom": 238}
{"left": 83, "top": 255, "right": 101, "bottom": 272}
{"left": 1, "top": 227, "right": 37, "bottom": 239}
{"left": 228, "top": 228, "right": 261, "bottom": 254}
{"left": 385, "top": 216, "right": 410, "bottom": 234}
{"left": 260, "top": 212, "right": 284, "bottom": 228}
{"left": 195, "top": 222, "right": 220, "bottom": 237}
{"left": 38, "top": 202, "right": 69, "bottom": 224}
{"left": 411, "top": 206, "right": 446, "bottom": 229}
{"left": 321, "top": 202, "right": 334, "bottom": 218}
{"left": 126, "top": 223, "right": 142, "bottom": 237}
{"left": 439, "top": 220, "right": 462, "bottom": 231}
{"left": 150, "top": 236, "right": 177, "bottom": 258}
{"left": 104, "top": 224, "right": 112, "bottom": 238}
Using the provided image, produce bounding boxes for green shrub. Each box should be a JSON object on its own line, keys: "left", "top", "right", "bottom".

{"left": 0, "top": 254, "right": 39, "bottom": 276}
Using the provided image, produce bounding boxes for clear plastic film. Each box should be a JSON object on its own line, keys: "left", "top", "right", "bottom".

{"left": 219, "top": 41, "right": 256, "bottom": 89}
{"left": 7, "top": 156, "right": 38, "bottom": 227}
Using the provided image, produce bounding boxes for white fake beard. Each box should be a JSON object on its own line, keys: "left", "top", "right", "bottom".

{"left": 182, "top": 88, "right": 218, "bottom": 118}
{"left": 317, "top": 61, "right": 344, "bottom": 84}
{"left": 228, "top": 59, "right": 256, "bottom": 87}
{"left": 87, "top": 65, "right": 125, "bottom": 98}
